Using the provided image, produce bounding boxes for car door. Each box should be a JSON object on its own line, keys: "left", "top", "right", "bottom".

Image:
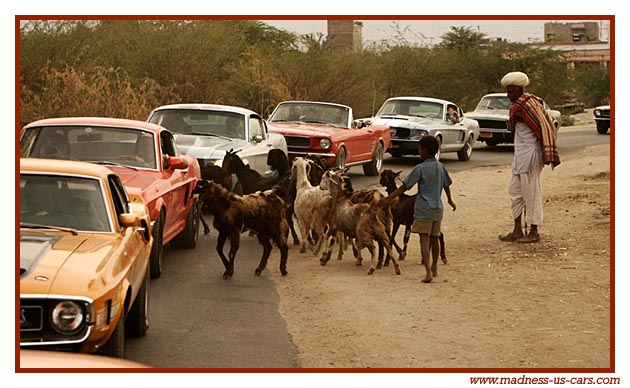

{"left": 159, "top": 131, "right": 191, "bottom": 238}
{"left": 240, "top": 115, "right": 274, "bottom": 175}
{"left": 108, "top": 174, "right": 147, "bottom": 288}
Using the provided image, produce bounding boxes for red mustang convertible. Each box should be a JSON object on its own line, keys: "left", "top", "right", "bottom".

{"left": 20, "top": 117, "right": 201, "bottom": 279}
{"left": 267, "top": 101, "right": 391, "bottom": 176}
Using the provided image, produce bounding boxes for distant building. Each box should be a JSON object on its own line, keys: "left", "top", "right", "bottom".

{"left": 544, "top": 21, "right": 601, "bottom": 43}
{"left": 327, "top": 20, "right": 362, "bottom": 51}
{"left": 538, "top": 22, "right": 610, "bottom": 69}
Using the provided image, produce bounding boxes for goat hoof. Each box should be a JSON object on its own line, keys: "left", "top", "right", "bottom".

{"left": 222, "top": 272, "right": 232, "bottom": 280}
{"left": 281, "top": 269, "right": 288, "bottom": 276}
{"left": 441, "top": 256, "right": 448, "bottom": 264}
{"left": 355, "top": 260, "right": 362, "bottom": 266}
{"left": 254, "top": 268, "right": 263, "bottom": 276}
{"left": 399, "top": 252, "right": 406, "bottom": 261}
{"left": 367, "top": 268, "right": 375, "bottom": 275}
{"left": 395, "top": 266, "right": 401, "bottom": 275}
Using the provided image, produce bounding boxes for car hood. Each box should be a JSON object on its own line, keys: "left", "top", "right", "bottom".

{"left": 465, "top": 110, "right": 509, "bottom": 120}
{"left": 371, "top": 116, "right": 434, "bottom": 130}
{"left": 108, "top": 167, "right": 159, "bottom": 192}
{"left": 174, "top": 134, "right": 246, "bottom": 160}
{"left": 20, "top": 232, "right": 121, "bottom": 296}
{"left": 268, "top": 122, "right": 340, "bottom": 137}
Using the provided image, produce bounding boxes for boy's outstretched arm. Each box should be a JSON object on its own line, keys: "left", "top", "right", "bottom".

{"left": 380, "top": 184, "right": 407, "bottom": 206}
{"left": 444, "top": 186, "right": 456, "bottom": 211}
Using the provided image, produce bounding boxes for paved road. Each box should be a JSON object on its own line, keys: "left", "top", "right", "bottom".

{"left": 125, "top": 122, "right": 608, "bottom": 368}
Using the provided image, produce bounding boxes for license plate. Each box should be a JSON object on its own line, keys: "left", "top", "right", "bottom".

{"left": 479, "top": 132, "right": 493, "bottom": 138}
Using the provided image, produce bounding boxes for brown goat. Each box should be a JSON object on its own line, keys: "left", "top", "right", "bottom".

{"left": 319, "top": 170, "right": 400, "bottom": 275}
{"left": 194, "top": 180, "right": 289, "bottom": 279}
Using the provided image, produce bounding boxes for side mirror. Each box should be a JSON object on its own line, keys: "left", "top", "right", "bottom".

{"left": 119, "top": 213, "right": 141, "bottom": 227}
{"left": 167, "top": 156, "right": 188, "bottom": 170}
{"left": 252, "top": 134, "right": 263, "bottom": 143}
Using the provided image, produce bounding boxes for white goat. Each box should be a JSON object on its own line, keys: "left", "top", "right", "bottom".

{"left": 291, "top": 157, "right": 332, "bottom": 255}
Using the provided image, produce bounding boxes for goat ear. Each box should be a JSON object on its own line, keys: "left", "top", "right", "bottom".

{"left": 396, "top": 170, "right": 402, "bottom": 176}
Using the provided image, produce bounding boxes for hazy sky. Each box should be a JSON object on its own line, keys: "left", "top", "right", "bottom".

{"left": 261, "top": 19, "right": 611, "bottom": 45}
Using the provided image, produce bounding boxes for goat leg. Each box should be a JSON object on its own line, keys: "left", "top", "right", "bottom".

{"left": 200, "top": 213, "right": 211, "bottom": 235}
{"left": 225, "top": 232, "right": 240, "bottom": 279}
{"left": 278, "top": 244, "right": 289, "bottom": 276}
{"left": 255, "top": 237, "right": 272, "bottom": 276}
{"left": 215, "top": 231, "right": 231, "bottom": 279}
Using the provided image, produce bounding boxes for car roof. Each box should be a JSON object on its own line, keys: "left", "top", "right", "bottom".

{"left": 384, "top": 96, "right": 454, "bottom": 106}
{"left": 151, "top": 103, "right": 258, "bottom": 116}
{"left": 481, "top": 93, "right": 508, "bottom": 98}
{"left": 22, "top": 117, "right": 165, "bottom": 134}
{"left": 20, "top": 157, "right": 113, "bottom": 181}
{"left": 276, "top": 100, "right": 352, "bottom": 110}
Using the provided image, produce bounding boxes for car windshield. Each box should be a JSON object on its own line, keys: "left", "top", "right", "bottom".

{"left": 20, "top": 174, "right": 111, "bottom": 232}
{"left": 149, "top": 109, "right": 246, "bottom": 140}
{"left": 20, "top": 126, "right": 158, "bottom": 170}
{"left": 475, "top": 96, "right": 512, "bottom": 111}
{"left": 269, "top": 103, "right": 350, "bottom": 127}
{"left": 377, "top": 100, "right": 444, "bottom": 119}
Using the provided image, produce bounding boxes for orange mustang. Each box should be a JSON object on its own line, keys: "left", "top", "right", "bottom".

{"left": 20, "top": 158, "right": 152, "bottom": 358}
{"left": 20, "top": 117, "right": 201, "bottom": 279}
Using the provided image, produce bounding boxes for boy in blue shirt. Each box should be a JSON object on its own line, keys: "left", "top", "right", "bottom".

{"left": 382, "top": 136, "right": 456, "bottom": 283}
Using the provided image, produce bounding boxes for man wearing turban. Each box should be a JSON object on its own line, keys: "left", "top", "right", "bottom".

{"left": 498, "top": 71, "right": 560, "bottom": 243}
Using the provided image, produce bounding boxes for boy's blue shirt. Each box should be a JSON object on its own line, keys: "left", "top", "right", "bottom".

{"left": 402, "top": 159, "right": 452, "bottom": 222}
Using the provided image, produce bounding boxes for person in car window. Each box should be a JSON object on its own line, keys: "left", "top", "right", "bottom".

{"left": 446, "top": 104, "right": 460, "bottom": 124}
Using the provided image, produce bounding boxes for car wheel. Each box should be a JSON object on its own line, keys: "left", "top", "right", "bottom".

{"left": 335, "top": 147, "right": 346, "bottom": 170}
{"left": 170, "top": 198, "right": 200, "bottom": 249}
{"left": 596, "top": 121, "right": 609, "bottom": 134}
{"left": 126, "top": 271, "right": 149, "bottom": 337}
{"left": 149, "top": 211, "right": 164, "bottom": 279}
{"left": 101, "top": 310, "right": 125, "bottom": 358}
{"left": 363, "top": 142, "right": 383, "bottom": 176}
{"left": 457, "top": 135, "right": 474, "bottom": 161}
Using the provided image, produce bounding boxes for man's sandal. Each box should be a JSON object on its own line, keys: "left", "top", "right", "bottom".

{"left": 498, "top": 232, "right": 521, "bottom": 242}
{"left": 517, "top": 234, "right": 540, "bottom": 243}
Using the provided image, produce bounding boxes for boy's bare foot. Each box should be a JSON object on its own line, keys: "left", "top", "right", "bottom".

{"left": 422, "top": 277, "right": 433, "bottom": 283}
{"left": 499, "top": 232, "right": 524, "bottom": 242}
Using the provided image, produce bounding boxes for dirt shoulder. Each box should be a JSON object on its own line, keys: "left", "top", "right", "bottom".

{"left": 270, "top": 141, "right": 611, "bottom": 369}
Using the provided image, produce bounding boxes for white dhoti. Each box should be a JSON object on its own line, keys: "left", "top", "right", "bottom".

{"left": 509, "top": 120, "right": 544, "bottom": 226}
{"left": 508, "top": 167, "right": 543, "bottom": 226}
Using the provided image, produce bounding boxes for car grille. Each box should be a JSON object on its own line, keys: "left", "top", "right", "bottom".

{"left": 284, "top": 136, "right": 311, "bottom": 148}
{"left": 476, "top": 119, "right": 509, "bottom": 131}
{"left": 391, "top": 127, "right": 410, "bottom": 138}
{"left": 600, "top": 109, "right": 610, "bottom": 118}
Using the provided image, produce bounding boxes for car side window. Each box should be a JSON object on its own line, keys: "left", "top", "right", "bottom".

{"left": 249, "top": 117, "right": 265, "bottom": 141}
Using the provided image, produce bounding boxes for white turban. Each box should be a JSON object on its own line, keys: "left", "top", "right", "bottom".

{"left": 501, "top": 72, "right": 529, "bottom": 87}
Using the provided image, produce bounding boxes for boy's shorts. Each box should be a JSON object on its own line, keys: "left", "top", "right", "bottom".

{"left": 411, "top": 220, "right": 442, "bottom": 236}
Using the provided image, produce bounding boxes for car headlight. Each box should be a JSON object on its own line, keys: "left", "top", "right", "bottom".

{"left": 594, "top": 110, "right": 601, "bottom": 117}
{"left": 319, "top": 138, "right": 332, "bottom": 150}
{"left": 51, "top": 301, "right": 85, "bottom": 334}
{"left": 418, "top": 130, "right": 429, "bottom": 137}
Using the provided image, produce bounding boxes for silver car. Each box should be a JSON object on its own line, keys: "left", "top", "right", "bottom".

{"left": 466, "top": 93, "right": 561, "bottom": 146}
{"left": 368, "top": 97, "right": 479, "bottom": 161}
{"left": 593, "top": 105, "right": 610, "bottom": 134}
{"left": 147, "top": 104, "right": 288, "bottom": 193}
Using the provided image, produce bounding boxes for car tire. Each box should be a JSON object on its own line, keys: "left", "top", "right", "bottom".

{"left": 457, "top": 135, "right": 474, "bottom": 161}
{"left": 126, "top": 271, "right": 149, "bottom": 337}
{"left": 335, "top": 147, "right": 346, "bottom": 170}
{"left": 596, "top": 121, "right": 609, "bottom": 134}
{"left": 101, "top": 310, "right": 125, "bottom": 358}
{"left": 149, "top": 211, "right": 164, "bottom": 279}
{"left": 363, "top": 142, "right": 383, "bottom": 176}
{"left": 170, "top": 198, "right": 200, "bottom": 249}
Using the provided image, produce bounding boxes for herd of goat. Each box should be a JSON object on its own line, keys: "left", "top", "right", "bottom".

{"left": 194, "top": 149, "right": 446, "bottom": 279}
